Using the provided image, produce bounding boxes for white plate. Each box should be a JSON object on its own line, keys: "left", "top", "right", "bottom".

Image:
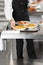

{"left": 26, "top": 23, "right": 38, "bottom": 29}
{"left": 38, "top": 20, "right": 43, "bottom": 27}
{"left": 38, "top": 23, "right": 43, "bottom": 27}
{"left": 28, "top": 28, "right": 38, "bottom": 31}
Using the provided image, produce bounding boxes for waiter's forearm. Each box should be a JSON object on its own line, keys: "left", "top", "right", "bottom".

{"left": 27, "top": 6, "right": 36, "bottom": 12}
{"left": 10, "top": 18, "right": 15, "bottom": 23}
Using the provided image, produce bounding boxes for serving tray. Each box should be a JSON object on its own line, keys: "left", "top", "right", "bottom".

{"left": 20, "top": 28, "right": 39, "bottom": 32}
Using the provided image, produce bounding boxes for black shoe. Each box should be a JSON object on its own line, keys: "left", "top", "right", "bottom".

{"left": 17, "top": 56, "right": 24, "bottom": 60}
{"left": 29, "top": 56, "right": 37, "bottom": 59}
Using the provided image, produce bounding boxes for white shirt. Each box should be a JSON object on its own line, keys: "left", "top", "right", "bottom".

{"left": 4, "top": 0, "right": 13, "bottom": 21}
{"left": 4, "top": 0, "right": 43, "bottom": 21}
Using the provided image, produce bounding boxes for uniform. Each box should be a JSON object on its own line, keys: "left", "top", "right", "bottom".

{"left": 12, "top": 0, "right": 37, "bottom": 59}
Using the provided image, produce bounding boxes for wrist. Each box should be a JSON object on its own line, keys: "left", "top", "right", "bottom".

{"left": 10, "top": 18, "right": 14, "bottom": 23}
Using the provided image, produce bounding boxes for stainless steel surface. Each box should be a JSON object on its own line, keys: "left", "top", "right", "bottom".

{"left": 1, "top": 27, "right": 43, "bottom": 39}
{"left": 0, "top": 52, "right": 43, "bottom": 65}
{"left": 3, "top": 40, "right": 14, "bottom": 65}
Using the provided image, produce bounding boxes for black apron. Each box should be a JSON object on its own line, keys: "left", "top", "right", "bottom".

{"left": 12, "top": 0, "right": 30, "bottom": 21}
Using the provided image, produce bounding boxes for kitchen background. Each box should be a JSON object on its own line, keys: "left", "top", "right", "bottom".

{"left": 0, "top": 0, "right": 43, "bottom": 60}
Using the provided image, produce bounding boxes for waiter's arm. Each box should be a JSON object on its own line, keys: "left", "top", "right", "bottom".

{"left": 27, "top": 0, "right": 42, "bottom": 12}
{"left": 27, "top": 6, "right": 36, "bottom": 12}
{"left": 27, "top": 0, "right": 36, "bottom": 12}
{"left": 4, "top": 0, "right": 15, "bottom": 28}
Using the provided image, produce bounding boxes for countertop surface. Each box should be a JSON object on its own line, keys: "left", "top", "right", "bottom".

{"left": 1, "top": 27, "right": 43, "bottom": 39}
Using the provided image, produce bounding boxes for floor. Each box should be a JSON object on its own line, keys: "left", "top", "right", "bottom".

{"left": 0, "top": 39, "right": 43, "bottom": 65}
{"left": 0, "top": 51, "right": 43, "bottom": 65}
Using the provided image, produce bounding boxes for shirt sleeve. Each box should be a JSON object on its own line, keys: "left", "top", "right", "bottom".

{"left": 4, "top": 0, "right": 13, "bottom": 21}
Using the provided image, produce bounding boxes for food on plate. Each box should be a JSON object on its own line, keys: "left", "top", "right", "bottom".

{"left": 31, "top": 2, "right": 36, "bottom": 4}
{"left": 38, "top": 20, "right": 43, "bottom": 27}
{"left": 15, "top": 26, "right": 25, "bottom": 29}
{"left": 13, "top": 25, "right": 26, "bottom": 30}
{"left": 18, "top": 21, "right": 30, "bottom": 25}
{"left": 31, "top": 0, "right": 41, "bottom": 4}
{"left": 25, "top": 23, "right": 37, "bottom": 29}
{"left": 39, "top": 20, "right": 43, "bottom": 23}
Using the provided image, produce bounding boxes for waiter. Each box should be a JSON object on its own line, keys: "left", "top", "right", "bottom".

{"left": 4, "top": 0, "right": 37, "bottom": 59}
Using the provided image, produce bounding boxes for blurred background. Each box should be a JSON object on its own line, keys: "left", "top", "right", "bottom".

{"left": 0, "top": 0, "right": 43, "bottom": 65}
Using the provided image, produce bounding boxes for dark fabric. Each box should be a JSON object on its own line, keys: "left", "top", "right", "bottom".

{"left": 12, "top": 0, "right": 28, "bottom": 10}
{"left": 12, "top": 10, "right": 30, "bottom": 21}
{"left": 16, "top": 39, "right": 37, "bottom": 59}
{"left": 26, "top": 39, "right": 37, "bottom": 59}
{"left": 16, "top": 39, "right": 23, "bottom": 59}
{"left": 12, "top": 0, "right": 30, "bottom": 21}
{"left": 12, "top": 0, "right": 37, "bottom": 59}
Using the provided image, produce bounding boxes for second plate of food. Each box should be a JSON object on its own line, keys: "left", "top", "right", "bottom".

{"left": 25, "top": 23, "right": 38, "bottom": 29}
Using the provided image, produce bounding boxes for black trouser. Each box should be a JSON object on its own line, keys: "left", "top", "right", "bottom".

{"left": 16, "top": 39, "right": 37, "bottom": 59}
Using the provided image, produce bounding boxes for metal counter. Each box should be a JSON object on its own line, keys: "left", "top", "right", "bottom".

{"left": 1, "top": 27, "right": 43, "bottom": 39}
{"left": 1, "top": 27, "right": 43, "bottom": 65}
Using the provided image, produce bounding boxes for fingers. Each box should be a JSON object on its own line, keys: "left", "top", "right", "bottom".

{"left": 10, "top": 18, "right": 16, "bottom": 29}
{"left": 28, "top": 6, "right": 36, "bottom": 12}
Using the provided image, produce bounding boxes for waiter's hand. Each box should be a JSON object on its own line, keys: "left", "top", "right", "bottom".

{"left": 27, "top": 6, "right": 36, "bottom": 12}
{"left": 10, "top": 18, "right": 15, "bottom": 29}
